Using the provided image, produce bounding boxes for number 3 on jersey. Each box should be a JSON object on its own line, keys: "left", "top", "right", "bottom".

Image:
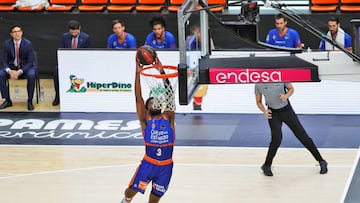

{"left": 156, "top": 148, "right": 162, "bottom": 156}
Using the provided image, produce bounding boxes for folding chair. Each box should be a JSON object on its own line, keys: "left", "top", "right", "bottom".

{"left": 311, "top": 0, "right": 339, "bottom": 12}
{"left": 207, "top": 0, "right": 227, "bottom": 13}
{"left": 47, "top": 0, "right": 76, "bottom": 11}
{"left": 107, "top": 0, "right": 135, "bottom": 12}
{"left": 136, "top": 0, "right": 165, "bottom": 12}
{"left": 340, "top": 0, "right": 360, "bottom": 11}
{"left": 0, "top": 0, "right": 16, "bottom": 11}
{"left": 77, "top": 0, "right": 107, "bottom": 11}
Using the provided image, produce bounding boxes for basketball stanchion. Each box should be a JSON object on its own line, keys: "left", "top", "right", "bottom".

{"left": 140, "top": 65, "right": 178, "bottom": 112}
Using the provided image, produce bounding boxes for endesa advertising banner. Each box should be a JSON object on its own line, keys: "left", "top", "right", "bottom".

{"left": 200, "top": 55, "right": 320, "bottom": 84}
{"left": 209, "top": 68, "right": 312, "bottom": 84}
{"left": 58, "top": 49, "right": 360, "bottom": 114}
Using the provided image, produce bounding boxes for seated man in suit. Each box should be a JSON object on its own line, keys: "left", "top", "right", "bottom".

{"left": 0, "top": 24, "right": 36, "bottom": 111}
{"left": 52, "top": 20, "right": 91, "bottom": 106}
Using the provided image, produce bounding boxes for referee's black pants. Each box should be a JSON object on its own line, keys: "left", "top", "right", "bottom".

{"left": 264, "top": 104, "right": 325, "bottom": 166}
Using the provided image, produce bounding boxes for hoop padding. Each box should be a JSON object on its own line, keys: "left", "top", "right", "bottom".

{"left": 140, "top": 65, "right": 178, "bottom": 112}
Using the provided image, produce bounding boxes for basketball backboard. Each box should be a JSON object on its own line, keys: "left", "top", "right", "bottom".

{"left": 177, "top": 0, "right": 333, "bottom": 106}
{"left": 177, "top": 0, "right": 266, "bottom": 105}
{"left": 177, "top": 0, "right": 211, "bottom": 105}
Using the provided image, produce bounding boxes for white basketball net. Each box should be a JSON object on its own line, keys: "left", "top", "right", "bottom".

{"left": 140, "top": 65, "right": 178, "bottom": 112}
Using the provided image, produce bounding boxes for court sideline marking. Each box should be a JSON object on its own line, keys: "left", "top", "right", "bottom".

{"left": 0, "top": 163, "right": 352, "bottom": 180}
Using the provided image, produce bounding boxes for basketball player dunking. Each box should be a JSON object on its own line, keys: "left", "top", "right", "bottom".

{"left": 121, "top": 55, "right": 176, "bottom": 203}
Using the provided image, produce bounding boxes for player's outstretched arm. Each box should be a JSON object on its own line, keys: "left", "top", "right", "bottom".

{"left": 135, "top": 57, "right": 147, "bottom": 128}
{"left": 154, "top": 57, "right": 176, "bottom": 127}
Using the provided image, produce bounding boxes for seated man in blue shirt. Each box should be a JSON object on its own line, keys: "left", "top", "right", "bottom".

{"left": 107, "top": 19, "right": 137, "bottom": 49}
{"left": 265, "top": 13, "right": 302, "bottom": 48}
{"left": 145, "top": 14, "right": 177, "bottom": 49}
{"left": 319, "top": 16, "right": 352, "bottom": 51}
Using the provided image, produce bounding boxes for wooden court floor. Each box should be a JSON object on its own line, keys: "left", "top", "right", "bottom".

{"left": 0, "top": 79, "right": 358, "bottom": 202}
{"left": 1, "top": 79, "right": 60, "bottom": 112}
{"left": 0, "top": 146, "right": 357, "bottom": 203}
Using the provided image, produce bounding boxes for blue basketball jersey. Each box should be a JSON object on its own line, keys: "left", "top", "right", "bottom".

{"left": 145, "top": 31, "right": 177, "bottom": 49}
{"left": 143, "top": 115, "right": 175, "bottom": 162}
{"left": 107, "top": 32, "right": 137, "bottom": 49}
{"left": 128, "top": 114, "right": 175, "bottom": 197}
{"left": 265, "top": 28, "right": 301, "bottom": 48}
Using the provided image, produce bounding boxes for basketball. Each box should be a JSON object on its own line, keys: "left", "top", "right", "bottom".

{"left": 137, "top": 45, "right": 157, "bottom": 65}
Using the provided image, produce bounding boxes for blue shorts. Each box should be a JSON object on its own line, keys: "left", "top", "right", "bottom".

{"left": 129, "top": 160, "right": 173, "bottom": 197}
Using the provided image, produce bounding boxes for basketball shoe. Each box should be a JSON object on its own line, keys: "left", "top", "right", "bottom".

{"left": 319, "top": 160, "right": 328, "bottom": 174}
{"left": 261, "top": 164, "right": 273, "bottom": 176}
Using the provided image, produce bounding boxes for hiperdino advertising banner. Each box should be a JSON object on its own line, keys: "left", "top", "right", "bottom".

{"left": 57, "top": 49, "right": 186, "bottom": 112}
{"left": 58, "top": 49, "right": 360, "bottom": 114}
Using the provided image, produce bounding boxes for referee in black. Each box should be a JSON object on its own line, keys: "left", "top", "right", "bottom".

{"left": 255, "top": 82, "right": 328, "bottom": 176}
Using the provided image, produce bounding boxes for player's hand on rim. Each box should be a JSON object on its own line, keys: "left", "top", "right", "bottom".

{"left": 154, "top": 57, "right": 164, "bottom": 73}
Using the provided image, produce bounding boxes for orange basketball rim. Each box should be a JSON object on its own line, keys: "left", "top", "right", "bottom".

{"left": 140, "top": 65, "right": 178, "bottom": 79}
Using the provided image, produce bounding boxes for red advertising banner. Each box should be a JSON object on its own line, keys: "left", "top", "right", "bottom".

{"left": 209, "top": 68, "right": 312, "bottom": 84}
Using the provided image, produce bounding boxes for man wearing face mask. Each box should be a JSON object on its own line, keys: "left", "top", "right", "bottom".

{"left": 52, "top": 20, "right": 91, "bottom": 106}
{"left": 144, "top": 14, "right": 177, "bottom": 49}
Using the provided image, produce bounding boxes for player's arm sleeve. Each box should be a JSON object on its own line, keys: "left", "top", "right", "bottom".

{"left": 169, "top": 35, "right": 177, "bottom": 48}
{"left": 319, "top": 39, "right": 325, "bottom": 50}
{"left": 265, "top": 33, "right": 272, "bottom": 44}
{"left": 345, "top": 34, "right": 352, "bottom": 48}
{"left": 294, "top": 31, "right": 302, "bottom": 48}
{"left": 129, "top": 36, "right": 137, "bottom": 48}
{"left": 107, "top": 36, "right": 113, "bottom": 48}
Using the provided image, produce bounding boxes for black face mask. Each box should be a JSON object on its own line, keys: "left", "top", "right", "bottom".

{"left": 149, "top": 109, "right": 162, "bottom": 117}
